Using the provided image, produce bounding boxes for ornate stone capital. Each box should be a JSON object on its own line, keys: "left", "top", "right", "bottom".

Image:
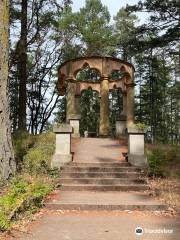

{"left": 101, "top": 74, "right": 109, "bottom": 81}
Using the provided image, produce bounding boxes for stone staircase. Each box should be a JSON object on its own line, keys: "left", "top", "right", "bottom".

{"left": 60, "top": 162, "right": 148, "bottom": 192}
{"left": 46, "top": 138, "right": 166, "bottom": 211}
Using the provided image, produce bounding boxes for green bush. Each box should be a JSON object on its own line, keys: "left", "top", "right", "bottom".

{"left": 148, "top": 149, "right": 167, "bottom": 176}
{"left": 147, "top": 145, "right": 180, "bottom": 177}
{"left": 23, "top": 132, "right": 55, "bottom": 175}
{"left": 0, "top": 178, "right": 52, "bottom": 231}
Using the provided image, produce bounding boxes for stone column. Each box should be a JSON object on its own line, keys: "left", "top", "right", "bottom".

{"left": 116, "top": 91, "right": 127, "bottom": 137}
{"left": 122, "top": 91, "right": 127, "bottom": 116}
{"left": 126, "top": 83, "right": 135, "bottom": 127}
{"left": 66, "top": 81, "right": 81, "bottom": 137}
{"left": 75, "top": 95, "right": 81, "bottom": 116}
{"left": 128, "top": 128, "right": 148, "bottom": 167}
{"left": 66, "top": 80, "right": 76, "bottom": 122}
{"left": 99, "top": 75, "right": 110, "bottom": 136}
{"left": 52, "top": 124, "right": 73, "bottom": 168}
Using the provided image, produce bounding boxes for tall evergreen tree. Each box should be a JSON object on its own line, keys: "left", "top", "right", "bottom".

{"left": 0, "top": 0, "right": 16, "bottom": 178}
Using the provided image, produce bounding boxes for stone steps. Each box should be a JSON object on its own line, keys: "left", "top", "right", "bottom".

{"left": 46, "top": 191, "right": 166, "bottom": 211}
{"left": 46, "top": 138, "right": 166, "bottom": 212}
{"left": 60, "top": 178, "right": 146, "bottom": 184}
{"left": 62, "top": 166, "right": 141, "bottom": 173}
{"left": 46, "top": 203, "right": 166, "bottom": 211}
{"left": 70, "top": 162, "right": 130, "bottom": 167}
{"left": 60, "top": 184, "right": 149, "bottom": 192}
{"left": 61, "top": 172, "right": 142, "bottom": 178}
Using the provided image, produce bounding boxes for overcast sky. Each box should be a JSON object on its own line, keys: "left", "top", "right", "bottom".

{"left": 72, "top": 0, "right": 147, "bottom": 23}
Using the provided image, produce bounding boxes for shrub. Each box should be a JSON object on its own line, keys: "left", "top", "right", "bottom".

{"left": 23, "top": 132, "right": 55, "bottom": 175}
{"left": 148, "top": 148, "right": 167, "bottom": 177}
{"left": 147, "top": 144, "right": 180, "bottom": 177}
{"left": 13, "top": 131, "right": 36, "bottom": 168}
{"left": 0, "top": 177, "right": 52, "bottom": 231}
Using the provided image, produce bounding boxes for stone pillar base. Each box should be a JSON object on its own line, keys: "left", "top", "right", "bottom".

{"left": 128, "top": 154, "right": 147, "bottom": 168}
{"left": 128, "top": 128, "right": 148, "bottom": 168}
{"left": 52, "top": 154, "right": 72, "bottom": 168}
{"left": 51, "top": 124, "right": 73, "bottom": 169}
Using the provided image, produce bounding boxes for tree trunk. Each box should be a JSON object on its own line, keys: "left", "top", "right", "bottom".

{"left": 17, "top": 0, "right": 27, "bottom": 131}
{"left": 0, "top": 0, "right": 16, "bottom": 178}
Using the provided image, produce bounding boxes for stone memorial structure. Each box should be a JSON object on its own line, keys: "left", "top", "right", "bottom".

{"left": 54, "top": 56, "right": 147, "bottom": 168}
{"left": 57, "top": 56, "right": 135, "bottom": 137}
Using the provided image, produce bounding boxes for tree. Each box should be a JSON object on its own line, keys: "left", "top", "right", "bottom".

{"left": 9, "top": 0, "right": 70, "bottom": 134}
{"left": 0, "top": 0, "right": 16, "bottom": 178}
{"left": 57, "top": 0, "right": 115, "bottom": 57}
{"left": 17, "top": 0, "right": 27, "bottom": 131}
{"left": 113, "top": 8, "right": 138, "bottom": 60}
{"left": 126, "top": 0, "right": 180, "bottom": 52}
{"left": 75, "top": 0, "right": 114, "bottom": 56}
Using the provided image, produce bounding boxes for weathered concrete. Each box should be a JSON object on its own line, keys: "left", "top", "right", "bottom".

{"left": 73, "top": 138, "right": 125, "bottom": 163}
{"left": 18, "top": 211, "right": 180, "bottom": 240}
{"left": 52, "top": 125, "right": 73, "bottom": 168}
{"left": 128, "top": 129, "right": 147, "bottom": 167}
{"left": 46, "top": 191, "right": 166, "bottom": 211}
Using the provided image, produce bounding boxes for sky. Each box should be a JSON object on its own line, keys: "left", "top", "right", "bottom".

{"left": 72, "top": 0, "right": 147, "bottom": 23}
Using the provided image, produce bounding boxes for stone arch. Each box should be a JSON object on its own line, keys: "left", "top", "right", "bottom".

{"left": 75, "top": 65, "right": 101, "bottom": 82}
{"left": 110, "top": 69, "right": 125, "bottom": 81}
{"left": 57, "top": 56, "right": 135, "bottom": 135}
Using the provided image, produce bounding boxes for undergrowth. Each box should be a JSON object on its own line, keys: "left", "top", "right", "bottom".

{"left": 0, "top": 131, "right": 58, "bottom": 232}
{"left": 147, "top": 144, "right": 180, "bottom": 178}
{"left": 0, "top": 177, "right": 53, "bottom": 231}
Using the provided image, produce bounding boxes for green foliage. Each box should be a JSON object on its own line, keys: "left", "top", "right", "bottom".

{"left": 57, "top": 0, "right": 115, "bottom": 58}
{"left": 126, "top": 0, "right": 180, "bottom": 51}
{"left": 0, "top": 178, "right": 52, "bottom": 231}
{"left": 75, "top": 0, "right": 114, "bottom": 56}
{"left": 113, "top": 7, "right": 138, "bottom": 59}
{"left": 13, "top": 131, "right": 36, "bottom": 167}
{"left": 147, "top": 145, "right": 180, "bottom": 177}
{"left": 148, "top": 149, "right": 166, "bottom": 177}
{"left": 80, "top": 89, "right": 100, "bottom": 136}
{"left": 23, "top": 132, "right": 55, "bottom": 175}
{"left": 135, "top": 123, "right": 146, "bottom": 131}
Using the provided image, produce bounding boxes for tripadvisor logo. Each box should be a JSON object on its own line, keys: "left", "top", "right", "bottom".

{"left": 135, "top": 227, "right": 143, "bottom": 235}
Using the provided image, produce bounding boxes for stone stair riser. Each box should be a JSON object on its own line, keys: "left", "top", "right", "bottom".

{"left": 61, "top": 172, "right": 142, "bottom": 178}
{"left": 60, "top": 178, "right": 147, "bottom": 184}
{"left": 62, "top": 167, "right": 141, "bottom": 173}
{"left": 60, "top": 185, "right": 149, "bottom": 191}
{"left": 46, "top": 203, "right": 166, "bottom": 211}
